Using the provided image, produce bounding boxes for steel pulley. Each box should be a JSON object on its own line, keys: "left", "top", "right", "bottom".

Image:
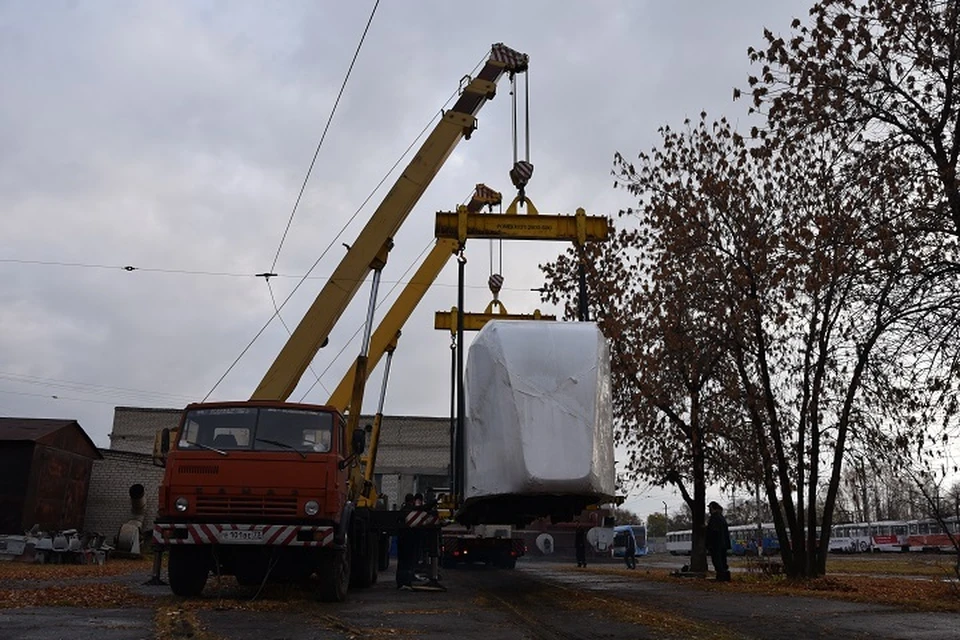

{"left": 509, "top": 160, "right": 534, "bottom": 201}
{"left": 488, "top": 273, "right": 504, "bottom": 298}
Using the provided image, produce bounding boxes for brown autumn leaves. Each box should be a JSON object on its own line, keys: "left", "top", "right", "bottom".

{"left": 540, "top": 0, "right": 960, "bottom": 578}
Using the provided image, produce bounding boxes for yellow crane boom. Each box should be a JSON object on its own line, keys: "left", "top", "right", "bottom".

{"left": 326, "top": 184, "right": 502, "bottom": 411}
{"left": 252, "top": 44, "right": 528, "bottom": 401}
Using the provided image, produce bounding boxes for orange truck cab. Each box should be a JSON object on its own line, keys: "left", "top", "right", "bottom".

{"left": 153, "top": 401, "right": 381, "bottom": 600}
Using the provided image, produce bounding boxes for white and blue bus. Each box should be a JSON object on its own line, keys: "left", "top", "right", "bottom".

{"left": 611, "top": 525, "right": 648, "bottom": 558}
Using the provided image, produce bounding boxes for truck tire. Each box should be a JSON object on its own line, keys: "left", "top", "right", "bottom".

{"left": 318, "top": 539, "right": 351, "bottom": 602}
{"left": 168, "top": 546, "right": 209, "bottom": 597}
{"left": 350, "top": 530, "right": 378, "bottom": 589}
{"left": 368, "top": 533, "right": 379, "bottom": 585}
{"left": 378, "top": 534, "right": 391, "bottom": 571}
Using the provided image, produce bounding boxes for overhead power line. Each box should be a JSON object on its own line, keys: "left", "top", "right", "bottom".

{"left": 0, "top": 371, "right": 197, "bottom": 405}
{"left": 0, "top": 389, "right": 127, "bottom": 406}
{"left": 270, "top": 0, "right": 380, "bottom": 273}
{"left": 205, "top": 49, "right": 491, "bottom": 399}
{"left": 0, "top": 258, "right": 539, "bottom": 292}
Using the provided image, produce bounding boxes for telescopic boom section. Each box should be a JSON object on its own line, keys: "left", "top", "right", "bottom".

{"left": 252, "top": 44, "right": 529, "bottom": 401}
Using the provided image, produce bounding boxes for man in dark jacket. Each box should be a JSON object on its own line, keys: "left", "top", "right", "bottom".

{"left": 396, "top": 493, "right": 416, "bottom": 589}
{"left": 624, "top": 530, "right": 637, "bottom": 569}
{"left": 706, "top": 501, "right": 731, "bottom": 581}
{"left": 574, "top": 525, "right": 587, "bottom": 567}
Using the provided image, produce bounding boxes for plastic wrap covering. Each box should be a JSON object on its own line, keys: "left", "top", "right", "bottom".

{"left": 463, "top": 321, "right": 615, "bottom": 507}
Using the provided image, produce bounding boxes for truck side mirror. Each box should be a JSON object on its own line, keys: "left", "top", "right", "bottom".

{"left": 153, "top": 428, "right": 171, "bottom": 468}
{"left": 352, "top": 428, "right": 366, "bottom": 455}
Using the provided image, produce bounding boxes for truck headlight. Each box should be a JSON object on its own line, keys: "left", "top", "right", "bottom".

{"left": 175, "top": 496, "right": 189, "bottom": 512}
{"left": 304, "top": 500, "right": 319, "bottom": 516}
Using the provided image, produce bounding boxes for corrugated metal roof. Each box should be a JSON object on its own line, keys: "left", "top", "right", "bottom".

{"left": 0, "top": 418, "right": 77, "bottom": 441}
{"left": 0, "top": 418, "right": 102, "bottom": 459}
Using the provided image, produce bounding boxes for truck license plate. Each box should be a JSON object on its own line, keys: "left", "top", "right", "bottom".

{"left": 218, "top": 529, "right": 264, "bottom": 543}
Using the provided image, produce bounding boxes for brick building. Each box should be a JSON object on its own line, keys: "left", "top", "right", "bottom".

{"left": 369, "top": 415, "right": 450, "bottom": 508}
{"left": 83, "top": 448, "right": 165, "bottom": 538}
{"left": 107, "top": 407, "right": 181, "bottom": 454}
{"left": 83, "top": 407, "right": 180, "bottom": 540}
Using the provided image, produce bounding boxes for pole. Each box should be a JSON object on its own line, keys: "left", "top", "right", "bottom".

{"left": 662, "top": 501, "right": 668, "bottom": 532}
{"left": 756, "top": 481, "right": 762, "bottom": 555}
{"left": 577, "top": 258, "right": 588, "bottom": 321}
{"left": 455, "top": 252, "right": 467, "bottom": 502}
{"left": 449, "top": 335, "right": 456, "bottom": 494}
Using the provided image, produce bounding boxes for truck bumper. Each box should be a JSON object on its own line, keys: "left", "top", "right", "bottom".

{"left": 153, "top": 523, "right": 335, "bottom": 547}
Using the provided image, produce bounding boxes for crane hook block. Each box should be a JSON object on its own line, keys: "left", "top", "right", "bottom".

{"left": 490, "top": 43, "right": 529, "bottom": 74}
{"left": 510, "top": 160, "right": 534, "bottom": 191}
{"left": 488, "top": 273, "right": 504, "bottom": 297}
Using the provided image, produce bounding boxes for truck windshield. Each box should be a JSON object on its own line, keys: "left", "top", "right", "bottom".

{"left": 177, "top": 407, "right": 334, "bottom": 454}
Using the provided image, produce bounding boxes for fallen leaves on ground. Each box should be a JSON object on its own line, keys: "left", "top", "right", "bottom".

{"left": 824, "top": 555, "right": 958, "bottom": 578}
{"left": 546, "top": 586, "right": 745, "bottom": 640}
{"left": 0, "top": 582, "right": 150, "bottom": 609}
{"left": 588, "top": 565, "right": 960, "bottom": 612}
{"left": 0, "top": 557, "right": 153, "bottom": 582}
{"left": 730, "top": 573, "right": 960, "bottom": 612}
{"left": 155, "top": 607, "right": 220, "bottom": 640}
{"left": 473, "top": 575, "right": 744, "bottom": 640}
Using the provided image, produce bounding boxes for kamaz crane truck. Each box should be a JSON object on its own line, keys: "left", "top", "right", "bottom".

{"left": 151, "top": 43, "right": 529, "bottom": 600}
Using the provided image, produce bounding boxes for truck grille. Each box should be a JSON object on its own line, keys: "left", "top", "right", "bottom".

{"left": 178, "top": 465, "right": 219, "bottom": 475}
{"left": 195, "top": 495, "right": 298, "bottom": 517}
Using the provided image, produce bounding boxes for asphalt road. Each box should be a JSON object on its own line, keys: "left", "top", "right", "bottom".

{"left": 1, "top": 560, "right": 958, "bottom": 639}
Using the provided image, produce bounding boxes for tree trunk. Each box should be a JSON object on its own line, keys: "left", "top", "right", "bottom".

{"left": 689, "top": 389, "right": 708, "bottom": 573}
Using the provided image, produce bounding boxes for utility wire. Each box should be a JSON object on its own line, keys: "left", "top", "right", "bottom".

{"left": 0, "top": 258, "right": 538, "bottom": 291}
{"left": 0, "top": 371, "right": 195, "bottom": 403}
{"left": 0, "top": 259, "right": 250, "bottom": 277}
{"left": 206, "top": 50, "right": 490, "bottom": 399}
{"left": 0, "top": 388, "right": 161, "bottom": 406}
{"left": 296, "top": 238, "right": 436, "bottom": 403}
{"left": 259, "top": 0, "right": 380, "bottom": 399}
{"left": 265, "top": 279, "right": 330, "bottom": 397}
{"left": 295, "top": 184, "right": 500, "bottom": 403}
{"left": 270, "top": 0, "right": 380, "bottom": 273}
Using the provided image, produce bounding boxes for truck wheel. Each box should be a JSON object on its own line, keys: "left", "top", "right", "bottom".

{"left": 368, "top": 533, "right": 379, "bottom": 585}
{"left": 350, "top": 531, "right": 378, "bottom": 589}
{"left": 168, "top": 546, "right": 209, "bottom": 597}
{"left": 378, "top": 534, "right": 391, "bottom": 571}
{"left": 318, "top": 542, "right": 351, "bottom": 602}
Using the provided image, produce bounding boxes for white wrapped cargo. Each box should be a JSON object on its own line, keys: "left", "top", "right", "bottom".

{"left": 463, "top": 321, "right": 616, "bottom": 506}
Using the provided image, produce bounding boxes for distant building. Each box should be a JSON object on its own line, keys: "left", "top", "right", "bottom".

{"left": 368, "top": 415, "right": 450, "bottom": 508}
{"left": 107, "top": 406, "right": 181, "bottom": 454}
{"left": 0, "top": 418, "right": 101, "bottom": 534}
{"left": 83, "top": 407, "right": 179, "bottom": 539}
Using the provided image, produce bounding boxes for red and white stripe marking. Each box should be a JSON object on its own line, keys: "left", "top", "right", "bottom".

{"left": 405, "top": 510, "right": 440, "bottom": 528}
{"left": 490, "top": 43, "right": 528, "bottom": 71}
{"left": 153, "top": 523, "right": 334, "bottom": 547}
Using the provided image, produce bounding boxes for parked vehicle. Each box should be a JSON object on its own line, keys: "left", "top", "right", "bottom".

{"left": 611, "top": 525, "right": 648, "bottom": 558}
{"left": 905, "top": 517, "right": 960, "bottom": 552}
{"left": 728, "top": 523, "right": 780, "bottom": 556}
{"left": 665, "top": 529, "right": 692, "bottom": 555}
{"left": 151, "top": 44, "right": 531, "bottom": 601}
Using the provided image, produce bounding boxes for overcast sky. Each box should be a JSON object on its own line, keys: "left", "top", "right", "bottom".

{"left": 1, "top": 0, "right": 814, "bottom": 518}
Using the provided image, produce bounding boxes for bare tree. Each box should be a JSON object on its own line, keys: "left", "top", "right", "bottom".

{"left": 543, "top": 110, "right": 947, "bottom": 577}
{"left": 744, "top": 0, "right": 960, "bottom": 238}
